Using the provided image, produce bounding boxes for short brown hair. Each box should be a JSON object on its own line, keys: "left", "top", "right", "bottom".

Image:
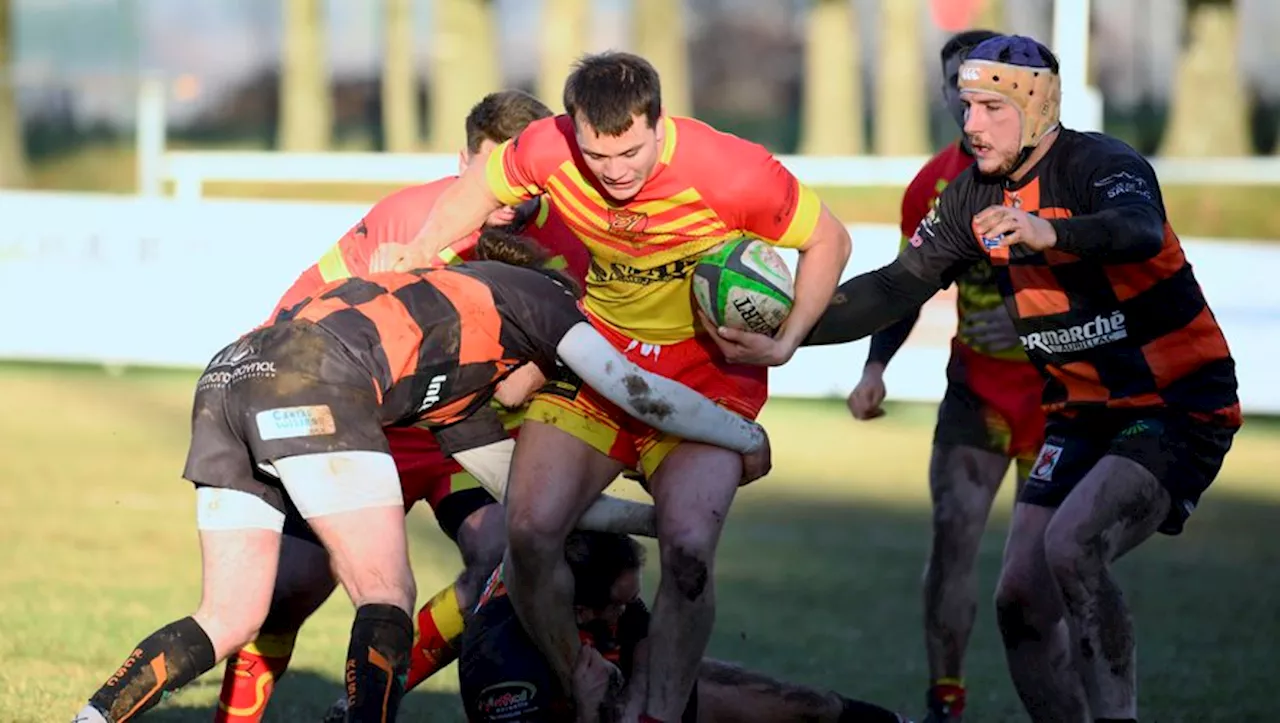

{"left": 464, "top": 90, "right": 554, "bottom": 155}
{"left": 563, "top": 51, "right": 662, "bottom": 136}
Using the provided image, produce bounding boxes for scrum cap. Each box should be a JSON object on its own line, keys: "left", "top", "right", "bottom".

{"left": 959, "top": 35, "right": 1061, "bottom": 149}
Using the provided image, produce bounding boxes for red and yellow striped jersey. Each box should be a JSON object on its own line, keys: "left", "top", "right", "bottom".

{"left": 486, "top": 115, "right": 822, "bottom": 344}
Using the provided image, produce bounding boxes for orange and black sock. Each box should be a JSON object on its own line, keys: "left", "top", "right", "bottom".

{"left": 405, "top": 582, "right": 466, "bottom": 691}
{"left": 213, "top": 631, "right": 297, "bottom": 722}
{"left": 344, "top": 604, "right": 413, "bottom": 721}
{"left": 84, "top": 616, "right": 216, "bottom": 722}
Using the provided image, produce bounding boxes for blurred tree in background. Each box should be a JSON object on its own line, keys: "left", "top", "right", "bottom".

{"left": 0, "top": 0, "right": 27, "bottom": 187}
{"left": 1162, "top": 0, "right": 1250, "bottom": 156}
{"left": 874, "top": 0, "right": 929, "bottom": 155}
{"left": 634, "top": 0, "right": 692, "bottom": 118}
{"left": 428, "top": 0, "right": 497, "bottom": 151}
{"left": 277, "top": 0, "right": 331, "bottom": 151}
{"left": 800, "top": 0, "right": 861, "bottom": 154}
{"left": 538, "top": 0, "right": 589, "bottom": 116}
{"left": 382, "top": 0, "right": 418, "bottom": 151}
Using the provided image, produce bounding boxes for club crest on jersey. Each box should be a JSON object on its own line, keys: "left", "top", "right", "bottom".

{"left": 1030, "top": 443, "right": 1064, "bottom": 481}
{"left": 607, "top": 209, "right": 649, "bottom": 235}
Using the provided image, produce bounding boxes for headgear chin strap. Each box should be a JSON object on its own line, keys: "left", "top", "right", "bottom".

{"left": 959, "top": 58, "right": 1060, "bottom": 152}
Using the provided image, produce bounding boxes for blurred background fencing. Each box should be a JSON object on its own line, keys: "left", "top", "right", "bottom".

{"left": 1, "top": 0, "right": 1278, "bottom": 413}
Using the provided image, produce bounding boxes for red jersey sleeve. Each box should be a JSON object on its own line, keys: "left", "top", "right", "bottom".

{"left": 899, "top": 163, "right": 937, "bottom": 243}
{"left": 698, "top": 131, "right": 822, "bottom": 249}
{"left": 485, "top": 116, "right": 575, "bottom": 206}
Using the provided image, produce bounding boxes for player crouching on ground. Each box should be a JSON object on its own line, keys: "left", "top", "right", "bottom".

{"left": 800, "top": 35, "right": 1239, "bottom": 723}
{"left": 73, "top": 235, "right": 771, "bottom": 723}
{"left": 459, "top": 530, "right": 912, "bottom": 723}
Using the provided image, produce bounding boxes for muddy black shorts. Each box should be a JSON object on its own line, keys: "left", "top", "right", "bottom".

{"left": 182, "top": 322, "right": 388, "bottom": 515}
{"left": 1018, "top": 408, "right": 1238, "bottom": 535}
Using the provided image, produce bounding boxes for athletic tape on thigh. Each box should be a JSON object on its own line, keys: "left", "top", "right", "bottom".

{"left": 273, "top": 451, "right": 405, "bottom": 519}
{"left": 195, "top": 487, "right": 286, "bottom": 532}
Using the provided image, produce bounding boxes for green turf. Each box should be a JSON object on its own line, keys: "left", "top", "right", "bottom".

{"left": 1, "top": 363, "right": 1277, "bottom": 722}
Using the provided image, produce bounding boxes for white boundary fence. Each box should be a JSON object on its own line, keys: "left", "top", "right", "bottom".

{"left": 2, "top": 191, "right": 1277, "bottom": 414}
{"left": 154, "top": 151, "right": 1280, "bottom": 201}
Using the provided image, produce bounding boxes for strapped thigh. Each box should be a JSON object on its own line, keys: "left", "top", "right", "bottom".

{"left": 272, "top": 451, "right": 404, "bottom": 519}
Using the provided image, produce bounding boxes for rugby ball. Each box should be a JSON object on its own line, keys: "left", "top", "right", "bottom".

{"left": 692, "top": 237, "right": 795, "bottom": 337}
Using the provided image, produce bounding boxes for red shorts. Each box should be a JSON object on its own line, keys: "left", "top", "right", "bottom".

{"left": 525, "top": 313, "right": 768, "bottom": 478}
{"left": 385, "top": 426, "right": 502, "bottom": 541}
{"left": 936, "top": 339, "right": 1046, "bottom": 475}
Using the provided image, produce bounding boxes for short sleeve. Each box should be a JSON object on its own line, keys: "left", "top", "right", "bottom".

{"left": 723, "top": 142, "right": 822, "bottom": 249}
{"left": 484, "top": 116, "right": 571, "bottom": 206}
{"left": 899, "top": 164, "right": 937, "bottom": 244}
{"left": 898, "top": 178, "right": 985, "bottom": 287}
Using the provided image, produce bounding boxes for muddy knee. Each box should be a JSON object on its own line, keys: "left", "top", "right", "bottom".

{"left": 662, "top": 540, "right": 712, "bottom": 602}
{"left": 994, "top": 573, "right": 1060, "bottom": 647}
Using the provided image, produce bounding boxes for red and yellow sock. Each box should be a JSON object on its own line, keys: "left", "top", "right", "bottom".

{"left": 928, "top": 677, "right": 966, "bottom": 717}
{"left": 214, "top": 631, "right": 297, "bottom": 722}
{"left": 405, "top": 582, "right": 466, "bottom": 691}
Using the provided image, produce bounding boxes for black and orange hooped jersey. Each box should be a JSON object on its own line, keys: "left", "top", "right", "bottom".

{"left": 899, "top": 130, "right": 1238, "bottom": 422}
{"left": 273, "top": 261, "right": 585, "bottom": 429}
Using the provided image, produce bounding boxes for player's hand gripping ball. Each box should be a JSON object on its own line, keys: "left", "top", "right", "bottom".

{"left": 692, "top": 237, "right": 795, "bottom": 337}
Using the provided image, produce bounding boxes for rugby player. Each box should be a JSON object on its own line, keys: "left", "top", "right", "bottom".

{"left": 218, "top": 233, "right": 657, "bottom": 723}
{"left": 843, "top": 29, "right": 1043, "bottom": 723}
{"left": 72, "top": 244, "right": 771, "bottom": 723}
{"left": 796, "top": 35, "right": 1239, "bottom": 723}
{"left": 394, "top": 51, "right": 851, "bottom": 723}
{"left": 459, "top": 530, "right": 911, "bottom": 723}
{"left": 213, "top": 89, "right": 591, "bottom": 722}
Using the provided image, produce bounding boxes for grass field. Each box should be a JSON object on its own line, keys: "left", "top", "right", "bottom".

{"left": 23, "top": 144, "right": 1280, "bottom": 241}
{"left": 2, "top": 363, "right": 1278, "bottom": 722}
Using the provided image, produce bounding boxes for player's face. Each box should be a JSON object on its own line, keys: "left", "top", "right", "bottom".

{"left": 573, "top": 112, "right": 664, "bottom": 202}
{"left": 460, "top": 138, "right": 519, "bottom": 227}
{"left": 941, "top": 52, "right": 967, "bottom": 131}
{"left": 575, "top": 568, "right": 642, "bottom": 627}
{"left": 962, "top": 91, "right": 1022, "bottom": 176}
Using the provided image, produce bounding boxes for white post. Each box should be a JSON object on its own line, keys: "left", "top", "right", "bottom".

{"left": 1052, "top": 0, "right": 1103, "bottom": 132}
{"left": 136, "top": 74, "right": 166, "bottom": 197}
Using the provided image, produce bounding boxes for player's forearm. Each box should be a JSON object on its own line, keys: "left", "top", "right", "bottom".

{"left": 556, "top": 325, "right": 765, "bottom": 454}
{"left": 866, "top": 308, "right": 921, "bottom": 368}
{"left": 1049, "top": 205, "right": 1164, "bottom": 261}
{"left": 410, "top": 170, "right": 503, "bottom": 259}
{"left": 575, "top": 495, "right": 656, "bottom": 537}
{"left": 778, "top": 212, "right": 852, "bottom": 351}
{"left": 802, "top": 260, "right": 939, "bottom": 347}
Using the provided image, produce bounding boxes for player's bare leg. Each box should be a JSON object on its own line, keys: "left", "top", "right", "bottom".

{"left": 695, "top": 659, "right": 907, "bottom": 723}
{"left": 76, "top": 523, "right": 281, "bottom": 722}
{"left": 994, "top": 504, "right": 1090, "bottom": 723}
{"left": 630, "top": 442, "right": 740, "bottom": 722}
{"left": 319, "top": 504, "right": 508, "bottom": 722}
{"left": 922, "top": 443, "right": 1009, "bottom": 720}
{"left": 1043, "top": 456, "right": 1169, "bottom": 721}
{"left": 275, "top": 452, "right": 416, "bottom": 723}
{"left": 504, "top": 420, "right": 624, "bottom": 692}
{"left": 215, "top": 535, "right": 335, "bottom": 722}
